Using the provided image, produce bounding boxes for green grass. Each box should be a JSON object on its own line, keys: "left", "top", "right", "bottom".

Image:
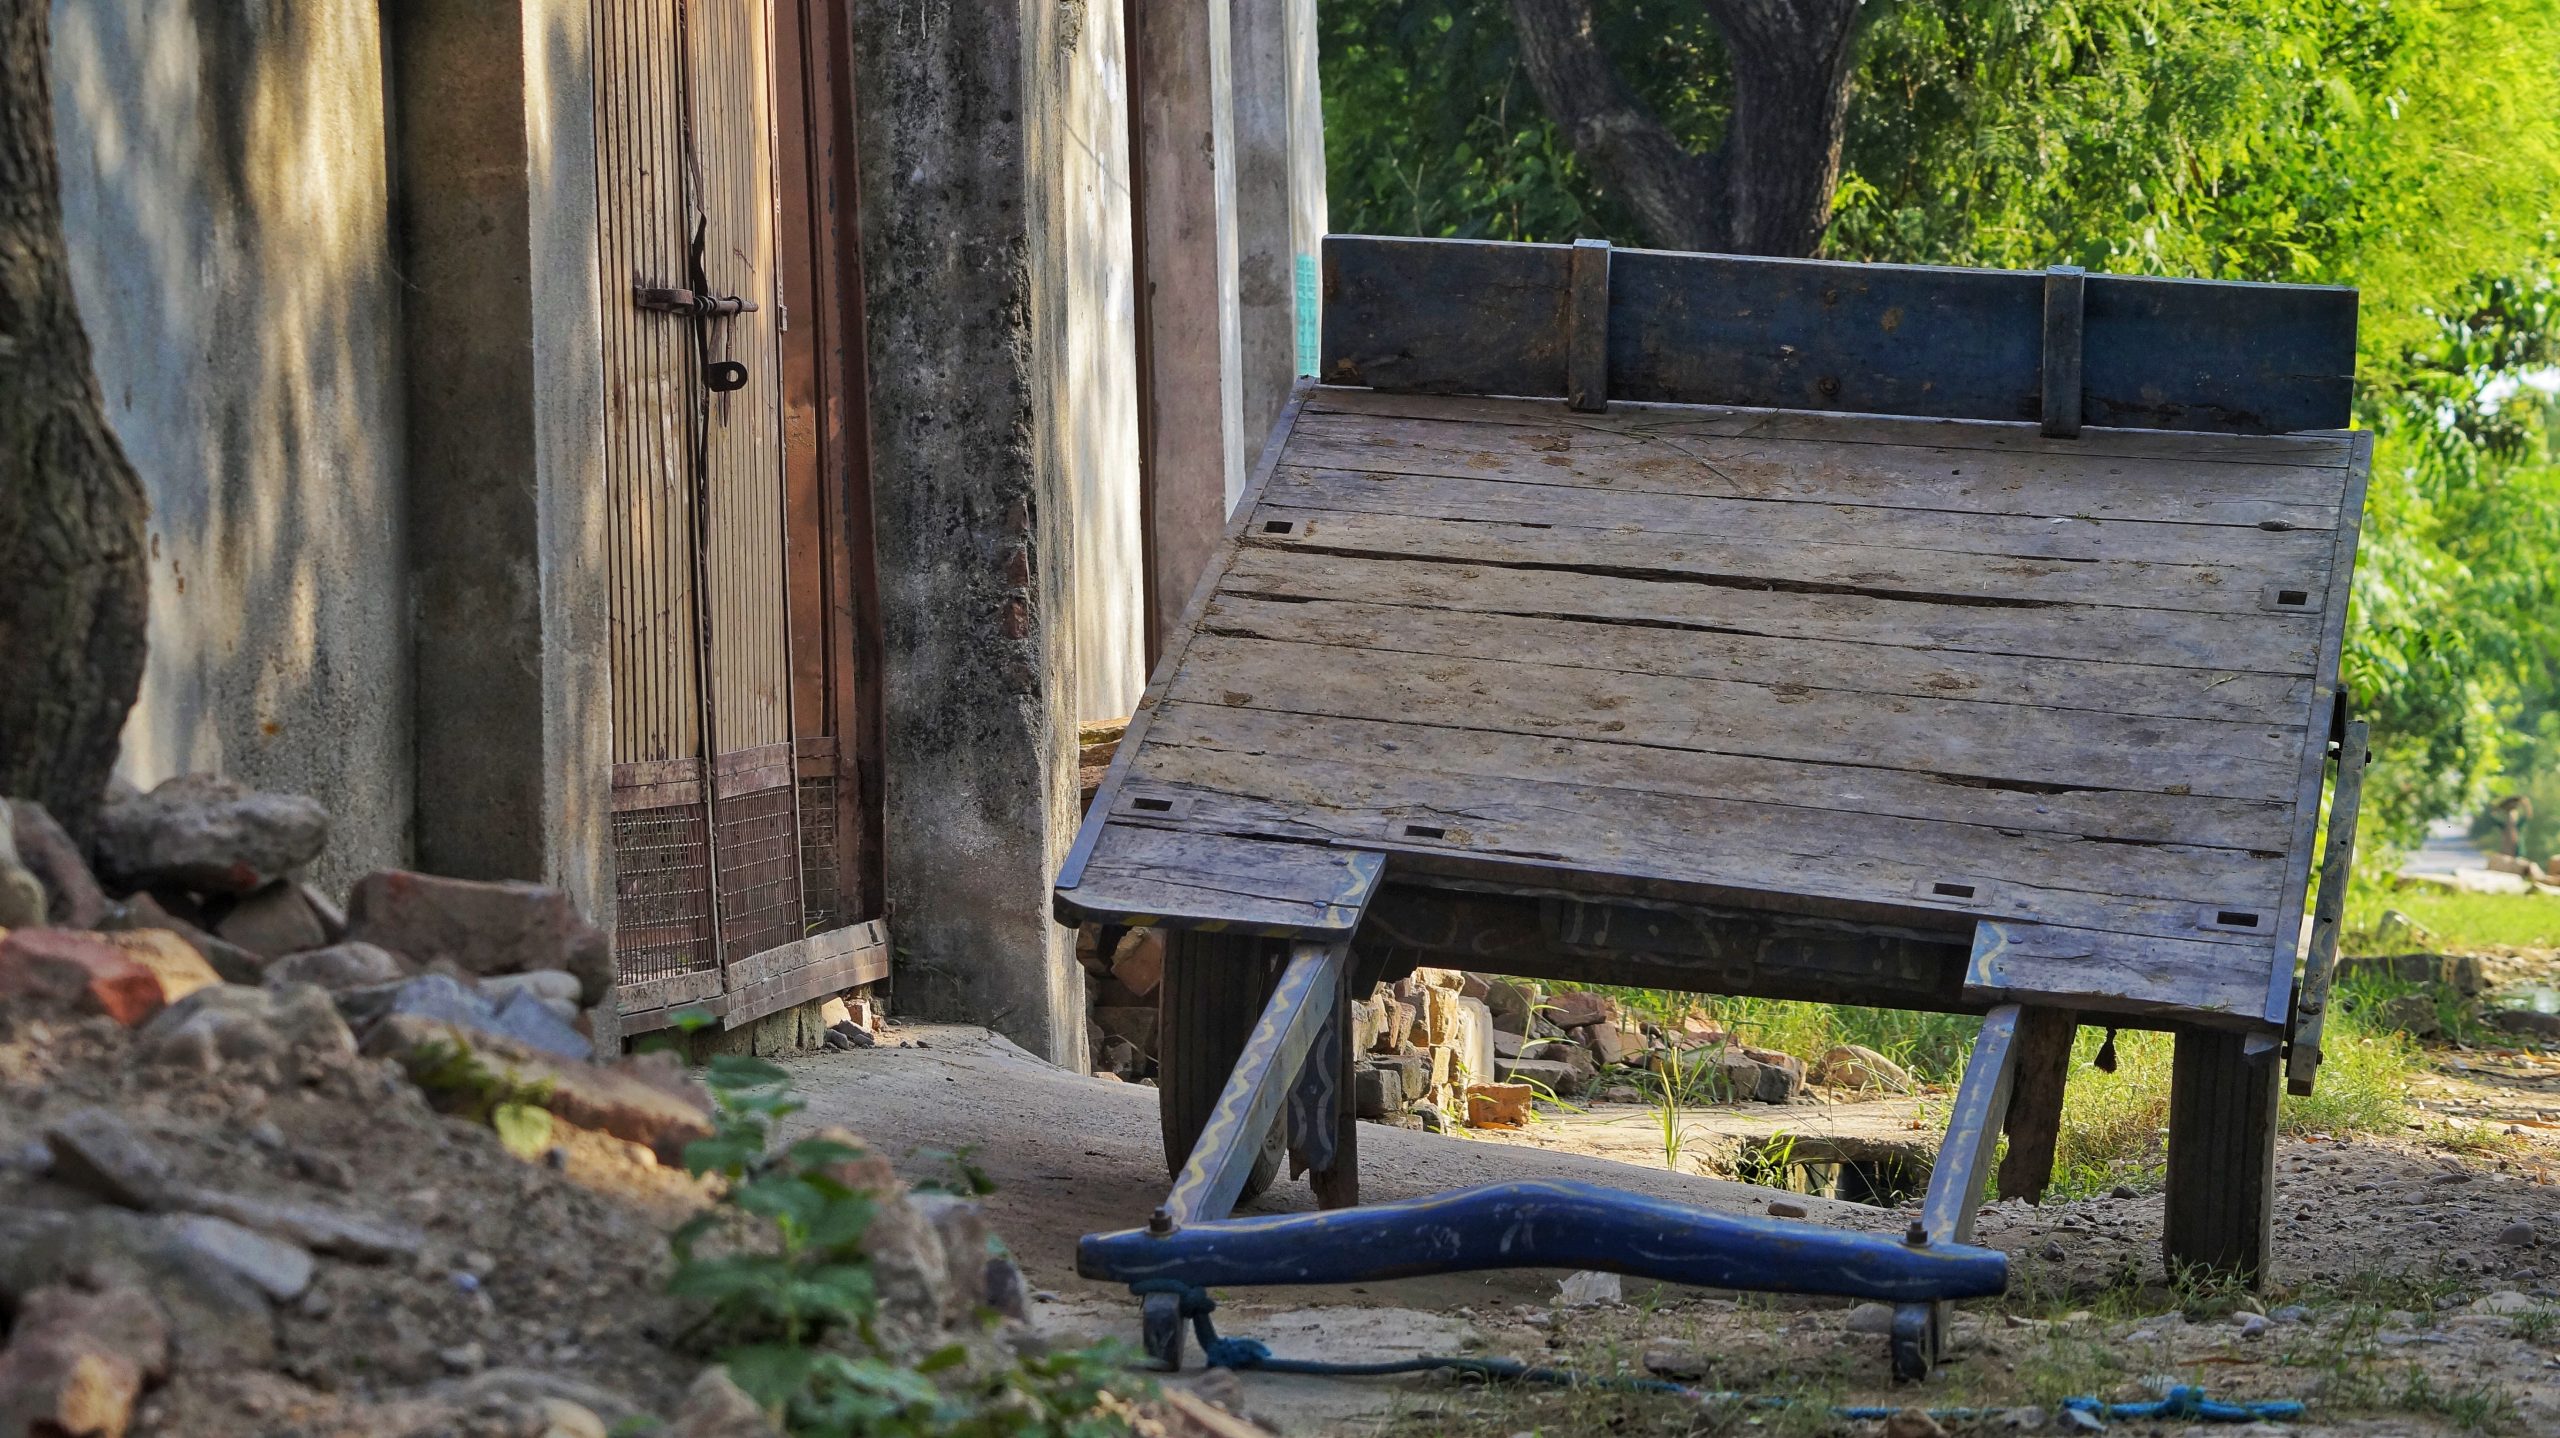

{"left": 2344, "top": 880, "right": 2560, "bottom": 951}
{"left": 1601, "top": 987, "right": 1979, "bottom": 1085}
{"left": 1595, "top": 981, "right": 2419, "bottom": 1202}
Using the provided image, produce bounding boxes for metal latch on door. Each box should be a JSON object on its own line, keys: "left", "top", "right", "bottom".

{"left": 634, "top": 284, "right": 759, "bottom": 393}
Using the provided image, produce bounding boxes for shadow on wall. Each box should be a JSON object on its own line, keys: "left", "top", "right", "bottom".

{"left": 49, "top": 0, "right": 410, "bottom": 893}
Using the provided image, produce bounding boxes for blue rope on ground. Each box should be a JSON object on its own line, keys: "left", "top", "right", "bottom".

{"left": 1128, "top": 1282, "right": 2307, "bottom": 1424}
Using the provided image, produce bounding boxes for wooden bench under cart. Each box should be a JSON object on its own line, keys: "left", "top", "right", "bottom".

{"left": 1059, "top": 235, "right": 2370, "bottom": 1380}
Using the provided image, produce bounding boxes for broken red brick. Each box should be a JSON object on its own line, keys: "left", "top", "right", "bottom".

{"left": 0, "top": 929, "right": 168, "bottom": 1027}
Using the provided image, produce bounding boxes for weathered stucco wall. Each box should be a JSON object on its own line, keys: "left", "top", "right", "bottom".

{"left": 1061, "top": 0, "right": 1146, "bottom": 721}
{"left": 51, "top": 0, "right": 410, "bottom": 894}
{"left": 852, "top": 0, "right": 1087, "bottom": 1064}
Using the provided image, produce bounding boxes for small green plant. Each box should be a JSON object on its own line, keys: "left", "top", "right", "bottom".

{"left": 667, "top": 1050, "right": 1142, "bottom": 1435}
{"left": 1650, "top": 1043, "right": 1690, "bottom": 1171}
{"left": 1733, "top": 1131, "right": 1802, "bottom": 1191}
{"left": 401, "top": 1037, "right": 557, "bottom": 1160}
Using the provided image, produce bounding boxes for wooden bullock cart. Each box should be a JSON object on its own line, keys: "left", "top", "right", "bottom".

{"left": 1060, "top": 235, "right": 2369, "bottom": 1379}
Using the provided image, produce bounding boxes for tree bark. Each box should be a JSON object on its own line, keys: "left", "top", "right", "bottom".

{"left": 1508, "top": 0, "right": 1860, "bottom": 257}
{"left": 0, "top": 0, "right": 149, "bottom": 841}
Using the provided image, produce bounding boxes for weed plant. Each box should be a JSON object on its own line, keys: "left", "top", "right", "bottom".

{"left": 664, "top": 1039, "right": 1142, "bottom": 1436}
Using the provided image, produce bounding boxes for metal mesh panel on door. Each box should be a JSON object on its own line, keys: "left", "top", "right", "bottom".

{"left": 610, "top": 804, "right": 715, "bottom": 980}
{"left": 796, "top": 775, "right": 840, "bottom": 931}
{"left": 715, "top": 782, "right": 803, "bottom": 963}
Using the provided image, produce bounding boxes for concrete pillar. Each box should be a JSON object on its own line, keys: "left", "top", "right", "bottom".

{"left": 849, "top": 0, "right": 1088, "bottom": 1065}
{"left": 389, "top": 2, "right": 614, "bottom": 948}
{"left": 1062, "top": 0, "right": 1148, "bottom": 721}
{"left": 1135, "top": 0, "right": 1246, "bottom": 646}
{"left": 1231, "top": 0, "right": 1293, "bottom": 452}
{"left": 1231, "top": 0, "right": 1325, "bottom": 452}
{"left": 1284, "top": 0, "right": 1329, "bottom": 357}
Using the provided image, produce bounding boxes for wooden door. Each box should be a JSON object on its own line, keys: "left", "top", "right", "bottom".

{"left": 592, "top": 0, "right": 881, "bottom": 1024}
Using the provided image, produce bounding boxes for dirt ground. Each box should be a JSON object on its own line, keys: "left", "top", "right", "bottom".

{"left": 0, "top": 1011, "right": 711, "bottom": 1436}
{"left": 786, "top": 993, "right": 2560, "bottom": 1437}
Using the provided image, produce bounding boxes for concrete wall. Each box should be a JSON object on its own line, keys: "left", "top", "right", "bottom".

{"left": 1231, "top": 0, "right": 1293, "bottom": 449}
{"left": 1061, "top": 0, "right": 1147, "bottom": 722}
{"left": 1283, "top": 0, "right": 1327, "bottom": 367}
{"left": 52, "top": 0, "right": 410, "bottom": 895}
{"left": 1134, "top": 0, "right": 1246, "bottom": 646}
{"left": 850, "top": 0, "right": 1087, "bottom": 1065}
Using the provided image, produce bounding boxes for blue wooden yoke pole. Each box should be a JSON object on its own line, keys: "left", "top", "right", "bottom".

{"left": 1084, "top": 1178, "right": 2008, "bottom": 1301}
{"left": 1096, "top": 996, "right": 2030, "bottom": 1378}
{"left": 1891, "top": 1002, "right": 2025, "bottom": 1381}
{"left": 1136, "top": 938, "right": 1347, "bottom": 1364}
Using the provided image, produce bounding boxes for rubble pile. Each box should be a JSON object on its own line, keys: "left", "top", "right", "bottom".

{"left": 1077, "top": 926, "right": 1918, "bottom": 1131}
{"left": 0, "top": 780, "right": 1074, "bottom": 1438}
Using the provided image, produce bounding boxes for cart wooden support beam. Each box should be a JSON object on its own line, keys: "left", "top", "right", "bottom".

{"left": 1139, "top": 936, "right": 1350, "bottom": 1366}
{"left": 2289, "top": 718, "right": 2369, "bottom": 1096}
{"left": 1893, "top": 1003, "right": 2024, "bottom": 1381}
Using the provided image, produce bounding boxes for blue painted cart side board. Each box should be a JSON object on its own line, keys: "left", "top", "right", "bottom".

{"left": 1081, "top": 1178, "right": 2007, "bottom": 1303}
{"left": 1323, "top": 235, "right": 2356, "bottom": 435}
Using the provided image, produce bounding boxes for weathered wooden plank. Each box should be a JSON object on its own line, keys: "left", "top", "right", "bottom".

{"left": 1141, "top": 701, "right": 2296, "bottom": 851}
{"left": 1324, "top": 235, "right": 2356, "bottom": 434}
{"left": 2288, "top": 719, "right": 2368, "bottom": 1096}
{"left": 2041, "top": 267, "right": 2085, "bottom": 440}
{"left": 1248, "top": 504, "right": 2319, "bottom": 618}
{"left": 1285, "top": 409, "right": 2351, "bottom": 532}
{"left": 1167, "top": 635, "right": 2310, "bottom": 803}
{"left": 1320, "top": 235, "right": 1571, "bottom": 397}
{"left": 1220, "top": 549, "right": 2322, "bottom": 676}
{"left": 1967, "top": 920, "right": 2274, "bottom": 1021}
{"left": 614, "top": 967, "right": 724, "bottom": 1019}
{"left": 1302, "top": 387, "right": 2363, "bottom": 470}
{"left": 1567, "top": 239, "right": 1611, "bottom": 413}
{"left": 1197, "top": 595, "right": 2314, "bottom": 730}
{"left": 1265, "top": 465, "right": 2342, "bottom": 570}
{"left": 1064, "top": 384, "right": 1320, "bottom": 895}
{"left": 1056, "top": 824, "right": 1384, "bottom": 937}
{"left": 1112, "top": 752, "right": 2290, "bottom": 948}
{"left": 2266, "top": 437, "right": 2374, "bottom": 1017}
{"left": 723, "top": 926, "right": 892, "bottom": 1031}
{"left": 1924, "top": 1006, "right": 2023, "bottom": 1248}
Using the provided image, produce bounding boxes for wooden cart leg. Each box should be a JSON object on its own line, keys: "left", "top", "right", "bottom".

{"left": 1893, "top": 1004, "right": 2023, "bottom": 1382}
{"left": 2164, "top": 1026, "right": 2280, "bottom": 1288}
{"left": 1140, "top": 938, "right": 1349, "bottom": 1368}
{"left": 1159, "top": 929, "right": 1287, "bottom": 1203}
{"left": 1996, "top": 1007, "right": 2078, "bottom": 1203}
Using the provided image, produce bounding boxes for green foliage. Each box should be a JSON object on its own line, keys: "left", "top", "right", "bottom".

{"left": 667, "top": 1056, "right": 1141, "bottom": 1436}
{"left": 2344, "top": 882, "right": 2560, "bottom": 951}
{"left": 402, "top": 1037, "right": 556, "bottom": 1160}
{"left": 1325, "top": 0, "right": 2560, "bottom": 847}
{"left": 1605, "top": 987, "right": 1977, "bottom": 1086}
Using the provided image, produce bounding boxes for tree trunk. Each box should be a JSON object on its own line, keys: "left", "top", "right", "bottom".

{"left": 1508, "top": 0, "right": 1860, "bottom": 257}
{"left": 0, "top": 0, "right": 149, "bottom": 842}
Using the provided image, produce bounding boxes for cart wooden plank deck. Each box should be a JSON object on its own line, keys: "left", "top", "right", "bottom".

{"left": 1060, "top": 235, "right": 2370, "bottom": 1381}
